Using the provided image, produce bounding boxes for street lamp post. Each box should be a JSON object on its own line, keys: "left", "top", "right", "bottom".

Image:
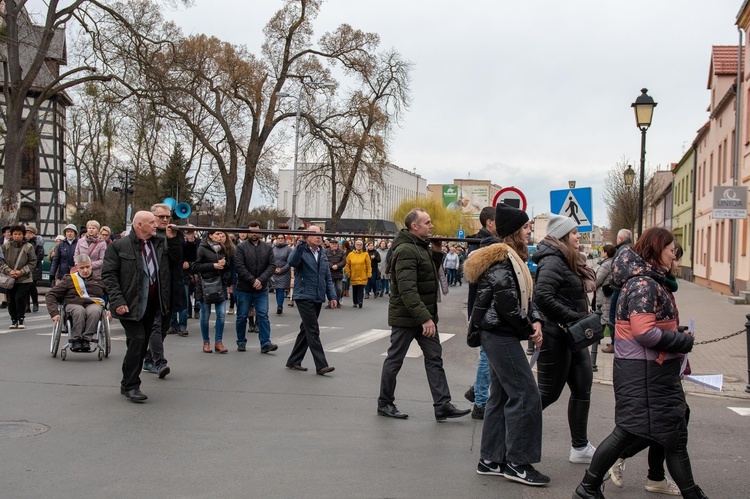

{"left": 112, "top": 167, "right": 134, "bottom": 231}
{"left": 631, "top": 88, "right": 657, "bottom": 238}
{"left": 278, "top": 81, "right": 334, "bottom": 229}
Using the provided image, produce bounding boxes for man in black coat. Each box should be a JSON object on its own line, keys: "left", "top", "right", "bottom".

{"left": 102, "top": 211, "right": 181, "bottom": 403}
{"left": 234, "top": 221, "right": 276, "bottom": 353}
{"left": 141, "top": 203, "right": 184, "bottom": 378}
{"left": 463, "top": 205, "right": 498, "bottom": 420}
{"left": 326, "top": 239, "right": 345, "bottom": 305}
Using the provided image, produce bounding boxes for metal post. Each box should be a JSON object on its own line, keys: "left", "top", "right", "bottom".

{"left": 745, "top": 313, "right": 750, "bottom": 393}
{"left": 290, "top": 87, "right": 302, "bottom": 228}
{"left": 637, "top": 128, "right": 646, "bottom": 238}
{"left": 123, "top": 168, "right": 130, "bottom": 230}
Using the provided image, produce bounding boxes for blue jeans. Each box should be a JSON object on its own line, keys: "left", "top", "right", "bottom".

{"left": 200, "top": 300, "right": 226, "bottom": 343}
{"left": 365, "top": 275, "right": 380, "bottom": 295}
{"left": 379, "top": 278, "right": 390, "bottom": 294}
{"left": 473, "top": 346, "right": 490, "bottom": 408}
{"left": 445, "top": 268, "right": 456, "bottom": 285}
{"left": 235, "top": 289, "right": 271, "bottom": 347}
{"left": 275, "top": 288, "right": 286, "bottom": 310}
{"left": 171, "top": 284, "right": 190, "bottom": 330}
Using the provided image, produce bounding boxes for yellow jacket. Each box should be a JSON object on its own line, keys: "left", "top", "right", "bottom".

{"left": 345, "top": 250, "right": 372, "bottom": 285}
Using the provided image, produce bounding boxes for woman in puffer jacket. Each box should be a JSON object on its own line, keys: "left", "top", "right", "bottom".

{"left": 573, "top": 228, "right": 704, "bottom": 499}
{"left": 465, "top": 203, "right": 549, "bottom": 487}
{"left": 532, "top": 214, "right": 598, "bottom": 465}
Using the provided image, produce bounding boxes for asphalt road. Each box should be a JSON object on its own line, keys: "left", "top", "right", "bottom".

{"left": 1, "top": 289, "right": 748, "bottom": 498}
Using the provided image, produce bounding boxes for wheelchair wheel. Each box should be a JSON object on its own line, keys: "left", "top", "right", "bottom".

{"left": 50, "top": 320, "right": 61, "bottom": 357}
{"left": 61, "top": 348, "right": 67, "bottom": 361}
{"left": 103, "top": 316, "right": 111, "bottom": 358}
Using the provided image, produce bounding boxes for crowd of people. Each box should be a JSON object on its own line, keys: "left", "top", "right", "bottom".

{"left": 0, "top": 202, "right": 708, "bottom": 497}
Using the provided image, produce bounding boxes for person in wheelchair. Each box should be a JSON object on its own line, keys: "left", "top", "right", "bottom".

{"left": 45, "top": 254, "right": 107, "bottom": 352}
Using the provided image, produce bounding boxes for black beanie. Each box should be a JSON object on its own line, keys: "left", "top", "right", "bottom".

{"left": 495, "top": 203, "right": 529, "bottom": 238}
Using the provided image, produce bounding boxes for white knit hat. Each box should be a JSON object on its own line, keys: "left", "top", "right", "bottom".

{"left": 546, "top": 214, "right": 578, "bottom": 240}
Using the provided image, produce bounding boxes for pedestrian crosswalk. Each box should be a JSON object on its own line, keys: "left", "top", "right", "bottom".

{"left": 3, "top": 313, "right": 459, "bottom": 359}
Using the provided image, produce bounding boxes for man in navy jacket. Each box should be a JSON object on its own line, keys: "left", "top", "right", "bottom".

{"left": 285, "top": 225, "right": 338, "bottom": 375}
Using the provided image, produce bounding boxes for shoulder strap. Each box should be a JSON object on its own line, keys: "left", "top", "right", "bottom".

{"left": 11, "top": 246, "right": 25, "bottom": 270}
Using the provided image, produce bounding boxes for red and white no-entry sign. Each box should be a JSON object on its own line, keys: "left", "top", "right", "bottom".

{"left": 493, "top": 186, "right": 527, "bottom": 212}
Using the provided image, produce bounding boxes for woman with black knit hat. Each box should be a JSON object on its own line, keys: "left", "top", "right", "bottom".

{"left": 532, "top": 214, "right": 598, "bottom": 464}
{"left": 465, "top": 204, "right": 549, "bottom": 487}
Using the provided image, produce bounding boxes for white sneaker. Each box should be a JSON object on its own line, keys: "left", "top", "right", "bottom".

{"left": 645, "top": 477, "right": 681, "bottom": 495}
{"left": 609, "top": 458, "right": 625, "bottom": 487}
{"left": 569, "top": 442, "right": 596, "bottom": 464}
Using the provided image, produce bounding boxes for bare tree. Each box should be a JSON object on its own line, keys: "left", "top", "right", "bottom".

{"left": 300, "top": 48, "right": 412, "bottom": 230}
{"left": 604, "top": 156, "right": 659, "bottom": 241}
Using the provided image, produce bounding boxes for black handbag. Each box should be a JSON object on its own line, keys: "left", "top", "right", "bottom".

{"left": 202, "top": 275, "right": 225, "bottom": 304}
{"left": 564, "top": 313, "right": 604, "bottom": 352}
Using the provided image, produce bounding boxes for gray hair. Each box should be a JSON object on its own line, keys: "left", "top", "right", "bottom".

{"left": 404, "top": 208, "right": 426, "bottom": 229}
{"left": 150, "top": 203, "right": 171, "bottom": 214}
{"left": 74, "top": 254, "right": 92, "bottom": 265}
{"left": 617, "top": 229, "right": 632, "bottom": 241}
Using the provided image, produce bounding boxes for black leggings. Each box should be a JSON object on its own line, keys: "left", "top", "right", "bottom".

{"left": 620, "top": 439, "right": 666, "bottom": 482}
{"left": 587, "top": 423, "right": 697, "bottom": 493}
{"left": 536, "top": 332, "right": 593, "bottom": 448}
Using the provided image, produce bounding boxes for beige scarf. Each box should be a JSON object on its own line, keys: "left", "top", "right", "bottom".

{"left": 506, "top": 246, "right": 533, "bottom": 314}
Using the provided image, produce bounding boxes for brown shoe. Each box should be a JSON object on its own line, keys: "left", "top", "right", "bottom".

{"left": 215, "top": 341, "right": 228, "bottom": 354}
{"left": 601, "top": 345, "right": 615, "bottom": 354}
{"left": 202, "top": 342, "right": 212, "bottom": 353}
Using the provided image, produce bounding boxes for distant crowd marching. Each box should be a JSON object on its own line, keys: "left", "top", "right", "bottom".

{"left": 0, "top": 202, "right": 708, "bottom": 498}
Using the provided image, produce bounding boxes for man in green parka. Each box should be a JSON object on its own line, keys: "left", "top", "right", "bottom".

{"left": 377, "top": 208, "right": 471, "bottom": 421}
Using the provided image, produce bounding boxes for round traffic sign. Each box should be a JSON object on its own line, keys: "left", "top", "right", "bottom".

{"left": 493, "top": 187, "right": 527, "bottom": 212}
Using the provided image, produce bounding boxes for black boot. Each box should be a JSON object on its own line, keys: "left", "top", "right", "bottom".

{"left": 573, "top": 470, "right": 605, "bottom": 499}
{"left": 681, "top": 485, "right": 708, "bottom": 499}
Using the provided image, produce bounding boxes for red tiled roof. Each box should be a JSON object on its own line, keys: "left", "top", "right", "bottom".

{"left": 712, "top": 45, "right": 739, "bottom": 75}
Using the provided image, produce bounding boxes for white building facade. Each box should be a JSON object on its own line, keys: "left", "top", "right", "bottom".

{"left": 277, "top": 163, "right": 425, "bottom": 221}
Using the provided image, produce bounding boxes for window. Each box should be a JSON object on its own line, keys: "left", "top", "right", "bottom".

{"left": 709, "top": 153, "right": 713, "bottom": 192}
{"left": 720, "top": 221, "right": 725, "bottom": 263}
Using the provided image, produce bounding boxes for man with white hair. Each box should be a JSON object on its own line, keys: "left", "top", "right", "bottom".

{"left": 45, "top": 254, "right": 106, "bottom": 352}
{"left": 102, "top": 210, "right": 181, "bottom": 403}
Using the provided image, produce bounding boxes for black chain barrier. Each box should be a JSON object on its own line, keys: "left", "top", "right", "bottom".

{"left": 694, "top": 329, "right": 746, "bottom": 345}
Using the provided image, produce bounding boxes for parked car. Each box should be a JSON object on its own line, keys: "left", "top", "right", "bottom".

{"left": 39, "top": 241, "right": 56, "bottom": 287}
{"left": 527, "top": 245, "right": 538, "bottom": 279}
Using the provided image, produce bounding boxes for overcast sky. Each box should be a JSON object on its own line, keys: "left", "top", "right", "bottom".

{"left": 163, "top": 0, "right": 741, "bottom": 226}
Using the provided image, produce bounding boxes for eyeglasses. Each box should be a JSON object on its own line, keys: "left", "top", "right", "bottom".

{"left": 155, "top": 215, "right": 171, "bottom": 220}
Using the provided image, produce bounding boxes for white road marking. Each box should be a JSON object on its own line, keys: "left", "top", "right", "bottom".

{"left": 326, "top": 329, "right": 391, "bottom": 353}
{"left": 728, "top": 407, "right": 750, "bottom": 416}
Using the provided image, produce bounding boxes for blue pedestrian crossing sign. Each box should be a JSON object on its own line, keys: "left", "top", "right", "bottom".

{"left": 457, "top": 229, "right": 465, "bottom": 239}
{"left": 550, "top": 187, "right": 593, "bottom": 233}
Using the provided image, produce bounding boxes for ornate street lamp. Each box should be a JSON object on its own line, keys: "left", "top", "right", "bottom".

{"left": 623, "top": 165, "right": 636, "bottom": 188}
{"left": 631, "top": 88, "right": 657, "bottom": 237}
